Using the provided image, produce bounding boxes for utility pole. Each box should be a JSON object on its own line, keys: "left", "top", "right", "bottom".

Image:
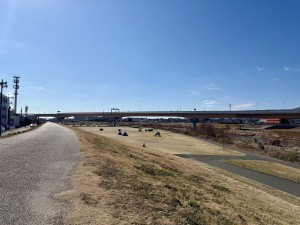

{"left": 0, "top": 79, "right": 8, "bottom": 136}
{"left": 25, "top": 106, "right": 28, "bottom": 116}
{"left": 13, "top": 76, "right": 20, "bottom": 114}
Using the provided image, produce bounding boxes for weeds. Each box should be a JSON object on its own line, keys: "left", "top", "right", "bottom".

{"left": 269, "top": 150, "right": 300, "bottom": 162}
{"left": 134, "top": 164, "right": 173, "bottom": 177}
{"left": 212, "top": 184, "right": 231, "bottom": 193}
{"left": 186, "top": 174, "right": 206, "bottom": 184}
{"left": 80, "top": 193, "right": 98, "bottom": 206}
{"left": 164, "top": 184, "right": 178, "bottom": 191}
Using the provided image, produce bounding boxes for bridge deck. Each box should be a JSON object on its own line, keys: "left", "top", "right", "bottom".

{"left": 33, "top": 108, "right": 300, "bottom": 119}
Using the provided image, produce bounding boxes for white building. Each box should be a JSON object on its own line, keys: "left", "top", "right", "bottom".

{"left": 1, "top": 94, "right": 9, "bottom": 127}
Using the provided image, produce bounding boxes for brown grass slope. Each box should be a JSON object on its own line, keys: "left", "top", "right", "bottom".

{"left": 64, "top": 128, "right": 300, "bottom": 225}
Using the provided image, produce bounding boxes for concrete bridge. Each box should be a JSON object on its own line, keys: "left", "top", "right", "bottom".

{"left": 34, "top": 107, "right": 300, "bottom": 128}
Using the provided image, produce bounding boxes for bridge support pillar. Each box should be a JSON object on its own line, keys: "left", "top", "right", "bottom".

{"left": 57, "top": 117, "right": 64, "bottom": 124}
{"left": 191, "top": 119, "right": 199, "bottom": 129}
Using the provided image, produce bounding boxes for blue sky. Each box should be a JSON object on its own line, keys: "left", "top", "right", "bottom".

{"left": 0, "top": 0, "right": 299, "bottom": 113}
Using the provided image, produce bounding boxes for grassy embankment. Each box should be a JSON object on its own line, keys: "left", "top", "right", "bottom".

{"left": 226, "top": 160, "right": 300, "bottom": 183}
{"left": 130, "top": 122, "right": 300, "bottom": 163}
{"left": 78, "top": 126, "right": 243, "bottom": 156}
{"left": 62, "top": 127, "right": 300, "bottom": 225}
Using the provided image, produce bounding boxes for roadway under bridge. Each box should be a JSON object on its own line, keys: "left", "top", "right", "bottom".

{"left": 33, "top": 108, "right": 300, "bottom": 128}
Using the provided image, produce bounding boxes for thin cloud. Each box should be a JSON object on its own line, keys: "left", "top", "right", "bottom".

{"left": 256, "top": 66, "right": 264, "bottom": 72}
{"left": 27, "top": 85, "right": 45, "bottom": 90}
{"left": 1, "top": 0, "right": 17, "bottom": 40}
{"left": 203, "top": 83, "right": 220, "bottom": 90}
{"left": 282, "top": 66, "right": 300, "bottom": 72}
{"left": 272, "top": 78, "right": 278, "bottom": 81}
{"left": 189, "top": 90, "right": 199, "bottom": 96}
{"left": 232, "top": 102, "right": 255, "bottom": 110}
{"left": 202, "top": 100, "right": 218, "bottom": 107}
{"left": 222, "top": 96, "right": 231, "bottom": 100}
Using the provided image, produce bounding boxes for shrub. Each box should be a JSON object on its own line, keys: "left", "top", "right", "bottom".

{"left": 283, "top": 151, "right": 300, "bottom": 162}
{"left": 258, "top": 143, "right": 265, "bottom": 150}
{"left": 271, "top": 139, "right": 281, "bottom": 146}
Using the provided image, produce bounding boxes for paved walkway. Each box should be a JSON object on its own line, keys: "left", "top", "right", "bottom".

{"left": 0, "top": 122, "right": 80, "bottom": 225}
{"left": 177, "top": 149, "right": 300, "bottom": 197}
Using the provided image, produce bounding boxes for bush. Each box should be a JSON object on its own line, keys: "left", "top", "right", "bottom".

{"left": 283, "top": 151, "right": 300, "bottom": 162}
{"left": 258, "top": 143, "right": 265, "bottom": 150}
{"left": 199, "top": 123, "right": 216, "bottom": 138}
{"left": 268, "top": 150, "right": 283, "bottom": 159}
{"left": 271, "top": 139, "right": 281, "bottom": 146}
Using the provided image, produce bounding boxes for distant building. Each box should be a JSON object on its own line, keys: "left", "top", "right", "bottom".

{"left": 293, "top": 119, "right": 300, "bottom": 124}
{"left": 1, "top": 94, "right": 9, "bottom": 127}
{"left": 256, "top": 118, "right": 284, "bottom": 125}
{"left": 265, "top": 118, "right": 281, "bottom": 124}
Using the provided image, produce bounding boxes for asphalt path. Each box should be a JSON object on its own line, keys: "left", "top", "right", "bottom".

{"left": 0, "top": 122, "right": 80, "bottom": 225}
{"left": 177, "top": 153, "right": 300, "bottom": 197}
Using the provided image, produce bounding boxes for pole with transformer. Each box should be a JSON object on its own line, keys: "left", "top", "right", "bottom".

{"left": 0, "top": 79, "right": 8, "bottom": 136}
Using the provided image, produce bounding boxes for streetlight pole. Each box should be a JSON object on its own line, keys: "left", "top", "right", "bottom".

{"left": 0, "top": 79, "right": 8, "bottom": 136}
{"left": 283, "top": 101, "right": 286, "bottom": 109}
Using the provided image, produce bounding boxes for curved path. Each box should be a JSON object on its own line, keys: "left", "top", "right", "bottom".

{"left": 177, "top": 153, "right": 300, "bottom": 197}
{"left": 0, "top": 122, "right": 80, "bottom": 225}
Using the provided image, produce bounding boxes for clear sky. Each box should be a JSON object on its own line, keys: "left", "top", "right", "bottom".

{"left": 0, "top": 0, "right": 299, "bottom": 113}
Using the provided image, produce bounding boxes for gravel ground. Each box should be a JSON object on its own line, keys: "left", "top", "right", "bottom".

{"left": 0, "top": 122, "right": 80, "bottom": 225}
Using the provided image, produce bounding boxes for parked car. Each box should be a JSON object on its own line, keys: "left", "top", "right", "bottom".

{"left": 0, "top": 126, "right": 5, "bottom": 133}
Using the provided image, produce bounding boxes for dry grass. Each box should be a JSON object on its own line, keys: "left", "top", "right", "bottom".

{"left": 78, "top": 126, "right": 243, "bottom": 156}
{"left": 226, "top": 159, "right": 300, "bottom": 183}
{"left": 61, "top": 126, "right": 300, "bottom": 225}
{"left": 273, "top": 129, "right": 300, "bottom": 140}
